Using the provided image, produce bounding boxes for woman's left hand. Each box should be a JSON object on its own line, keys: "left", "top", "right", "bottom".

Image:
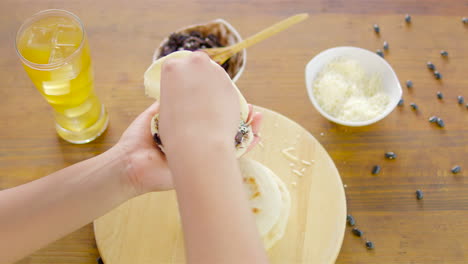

{"left": 114, "top": 102, "right": 263, "bottom": 196}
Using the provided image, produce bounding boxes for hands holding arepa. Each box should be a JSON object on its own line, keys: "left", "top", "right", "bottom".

{"left": 116, "top": 51, "right": 263, "bottom": 195}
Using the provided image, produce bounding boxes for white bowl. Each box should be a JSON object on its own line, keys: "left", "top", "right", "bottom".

{"left": 153, "top": 19, "right": 246, "bottom": 83}
{"left": 305, "top": 46, "right": 402, "bottom": 127}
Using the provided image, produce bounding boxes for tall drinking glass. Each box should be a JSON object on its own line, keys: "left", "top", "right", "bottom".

{"left": 15, "top": 9, "right": 108, "bottom": 144}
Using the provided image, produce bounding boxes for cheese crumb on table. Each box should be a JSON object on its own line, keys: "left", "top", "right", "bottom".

{"left": 313, "top": 58, "right": 389, "bottom": 122}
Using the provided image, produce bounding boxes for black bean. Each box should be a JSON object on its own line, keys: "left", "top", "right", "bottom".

{"left": 97, "top": 257, "right": 104, "bottom": 264}
{"left": 427, "top": 61, "right": 435, "bottom": 70}
{"left": 373, "top": 24, "right": 380, "bottom": 33}
{"left": 347, "top": 214, "right": 356, "bottom": 226}
{"left": 168, "top": 33, "right": 181, "bottom": 45}
{"left": 405, "top": 14, "right": 411, "bottom": 23}
{"left": 352, "top": 228, "right": 363, "bottom": 237}
{"left": 406, "top": 80, "right": 413, "bottom": 88}
{"left": 372, "top": 165, "right": 381, "bottom": 175}
{"left": 221, "top": 58, "right": 230, "bottom": 72}
{"left": 436, "top": 117, "right": 445, "bottom": 128}
{"left": 366, "top": 241, "right": 375, "bottom": 249}
{"left": 234, "top": 131, "right": 243, "bottom": 146}
{"left": 437, "top": 91, "right": 443, "bottom": 99}
{"left": 434, "top": 71, "right": 442, "bottom": 79}
{"left": 207, "top": 34, "right": 222, "bottom": 46}
{"left": 462, "top": 17, "right": 468, "bottom": 24}
{"left": 376, "top": 49, "right": 384, "bottom": 58}
{"left": 416, "top": 189, "right": 424, "bottom": 200}
{"left": 385, "top": 152, "right": 397, "bottom": 160}
{"left": 440, "top": 50, "right": 448, "bottom": 57}
{"left": 410, "top": 103, "right": 418, "bottom": 110}
{"left": 457, "top": 96, "right": 464, "bottom": 104}
{"left": 153, "top": 133, "right": 162, "bottom": 145}
{"left": 429, "top": 116, "right": 438, "bottom": 123}
{"left": 398, "top": 98, "right": 404, "bottom": 106}
{"left": 451, "top": 165, "right": 461, "bottom": 174}
{"left": 183, "top": 36, "right": 203, "bottom": 50}
{"left": 383, "top": 41, "right": 389, "bottom": 50}
{"left": 160, "top": 46, "right": 176, "bottom": 57}
{"left": 189, "top": 30, "right": 202, "bottom": 38}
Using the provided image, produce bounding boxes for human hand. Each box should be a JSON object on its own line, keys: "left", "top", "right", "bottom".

{"left": 158, "top": 51, "right": 242, "bottom": 158}
{"left": 112, "top": 101, "right": 261, "bottom": 195}
{"left": 113, "top": 102, "right": 172, "bottom": 195}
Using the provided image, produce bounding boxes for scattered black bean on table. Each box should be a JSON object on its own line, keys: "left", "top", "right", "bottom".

{"left": 437, "top": 91, "right": 444, "bottom": 99}
{"left": 383, "top": 41, "right": 389, "bottom": 50}
{"left": 427, "top": 61, "right": 436, "bottom": 70}
{"left": 451, "top": 165, "right": 461, "bottom": 174}
{"left": 376, "top": 49, "right": 384, "bottom": 58}
{"left": 347, "top": 214, "right": 356, "bottom": 226}
{"left": 405, "top": 14, "right": 411, "bottom": 23}
{"left": 372, "top": 165, "right": 381, "bottom": 175}
{"left": 97, "top": 257, "right": 104, "bottom": 264}
{"left": 436, "top": 117, "right": 445, "bottom": 128}
{"left": 385, "top": 152, "right": 397, "bottom": 160}
{"left": 373, "top": 24, "right": 380, "bottom": 33}
{"left": 351, "top": 16, "right": 464, "bottom": 254}
{"left": 406, "top": 80, "right": 413, "bottom": 88}
{"left": 352, "top": 228, "right": 364, "bottom": 237}
{"left": 416, "top": 189, "right": 424, "bottom": 200}
{"left": 366, "top": 241, "right": 375, "bottom": 250}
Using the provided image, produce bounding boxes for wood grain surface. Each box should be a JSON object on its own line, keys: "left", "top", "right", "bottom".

{"left": 0, "top": 0, "right": 467, "bottom": 263}
{"left": 94, "top": 106, "right": 346, "bottom": 264}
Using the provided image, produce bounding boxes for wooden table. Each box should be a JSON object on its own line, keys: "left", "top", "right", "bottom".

{"left": 1, "top": 0, "right": 467, "bottom": 263}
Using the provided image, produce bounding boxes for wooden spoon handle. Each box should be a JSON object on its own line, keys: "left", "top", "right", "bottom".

{"left": 212, "top": 13, "right": 309, "bottom": 63}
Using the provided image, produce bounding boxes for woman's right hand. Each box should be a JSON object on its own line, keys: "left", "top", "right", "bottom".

{"left": 158, "top": 51, "right": 241, "bottom": 158}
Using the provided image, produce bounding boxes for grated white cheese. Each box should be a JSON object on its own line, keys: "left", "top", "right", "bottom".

{"left": 292, "top": 169, "right": 303, "bottom": 177}
{"left": 313, "top": 58, "right": 389, "bottom": 122}
{"left": 282, "top": 147, "right": 299, "bottom": 162}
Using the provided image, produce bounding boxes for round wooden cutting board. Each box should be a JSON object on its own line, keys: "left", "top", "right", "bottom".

{"left": 94, "top": 106, "right": 346, "bottom": 263}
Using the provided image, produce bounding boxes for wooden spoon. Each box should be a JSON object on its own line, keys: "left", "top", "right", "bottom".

{"left": 203, "top": 13, "right": 309, "bottom": 65}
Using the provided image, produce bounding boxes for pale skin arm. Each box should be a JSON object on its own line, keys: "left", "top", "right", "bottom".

{"left": 0, "top": 102, "right": 173, "bottom": 264}
{"left": 0, "top": 146, "right": 134, "bottom": 263}
{"left": 160, "top": 52, "right": 269, "bottom": 264}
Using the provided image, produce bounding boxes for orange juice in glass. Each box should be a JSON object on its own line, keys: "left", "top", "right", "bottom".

{"left": 15, "top": 9, "right": 108, "bottom": 143}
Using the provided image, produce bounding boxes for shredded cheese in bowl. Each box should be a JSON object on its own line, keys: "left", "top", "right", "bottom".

{"left": 312, "top": 58, "right": 389, "bottom": 122}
